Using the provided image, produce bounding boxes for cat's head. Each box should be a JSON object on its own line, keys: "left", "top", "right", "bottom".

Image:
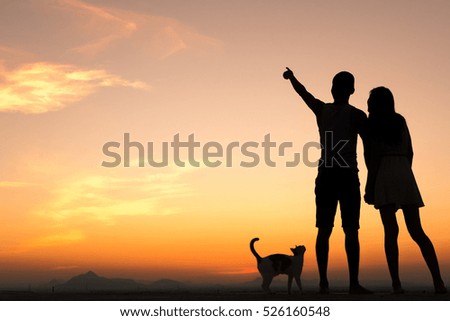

{"left": 291, "top": 245, "right": 306, "bottom": 256}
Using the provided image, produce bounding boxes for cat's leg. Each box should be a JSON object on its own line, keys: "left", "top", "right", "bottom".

{"left": 261, "top": 275, "right": 273, "bottom": 294}
{"left": 295, "top": 275, "right": 303, "bottom": 294}
{"left": 288, "top": 275, "right": 293, "bottom": 294}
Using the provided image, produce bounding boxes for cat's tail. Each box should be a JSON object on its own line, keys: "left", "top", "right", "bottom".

{"left": 250, "top": 238, "right": 262, "bottom": 264}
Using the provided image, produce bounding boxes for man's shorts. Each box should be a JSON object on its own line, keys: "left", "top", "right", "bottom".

{"left": 315, "top": 168, "right": 361, "bottom": 229}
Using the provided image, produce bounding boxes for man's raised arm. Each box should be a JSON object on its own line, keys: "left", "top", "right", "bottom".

{"left": 283, "top": 67, "right": 322, "bottom": 114}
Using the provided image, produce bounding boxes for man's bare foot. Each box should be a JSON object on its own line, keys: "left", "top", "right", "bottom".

{"left": 319, "top": 280, "right": 329, "bottom": 294}
{"left": 319, "top": 286, "right": 330, "bottom": 295}
{"left": 349, "top": 284, "right": 373, "bottom": 295}
{"left": 392, "top": 286, "right": 404, "bottom": 294}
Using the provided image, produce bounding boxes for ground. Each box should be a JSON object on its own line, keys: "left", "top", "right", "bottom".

{"left": 0, "top": 288, "right": 448, "bottom": 301}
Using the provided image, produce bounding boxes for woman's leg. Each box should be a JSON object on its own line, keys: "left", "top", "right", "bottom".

{"left": 402, "top": 205, "right": 447, "bottom": 294}
{"left": 380, "top": 205, "right": 403, "bottom": 293}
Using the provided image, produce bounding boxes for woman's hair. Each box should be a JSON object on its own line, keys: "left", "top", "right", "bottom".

{"left": 367, "top": 87, "right": 405, "bottom": 145}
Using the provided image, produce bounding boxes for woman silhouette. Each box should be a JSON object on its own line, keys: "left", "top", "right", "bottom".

{"left": 364, "top": 87, "right": 446, "bottom": 294}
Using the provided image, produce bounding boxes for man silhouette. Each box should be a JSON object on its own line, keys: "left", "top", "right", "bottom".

{"left": 283, "top": 68, "right": 371, "bottom": 294}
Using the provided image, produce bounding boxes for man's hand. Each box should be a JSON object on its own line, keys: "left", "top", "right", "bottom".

{"left": 283, "top": 67, "right": 294, "bottom": 80}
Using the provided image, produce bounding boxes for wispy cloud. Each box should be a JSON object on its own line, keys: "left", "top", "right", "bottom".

{"left": 216, "top": 268, "right": 257, "bottom": 275}
{"left": 0, "top": 0, "right": 221, "bottom": 113}
{"left": 27, "top": 230, "right": 85, "bottom": 248}
{"left": 36, "top": 169, "right": 195, "bottom": 225}
{"left": 0, "top": 62, "right": 149, "bottom": 113}
{"left": 60, "top": 0, "right": 138, "bottom": 57}
{"left": 59, "top": 0, "right": 222, "bottom": 59}
{"left": 49, "top": 265, "right": 80, "bottom": 271}
{"left": 1, "top": 0, "right": 222, "bottom": 61}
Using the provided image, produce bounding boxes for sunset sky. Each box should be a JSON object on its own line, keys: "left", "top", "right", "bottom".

{"left": 0, "top": 0, "right": 449, "bottom": 288}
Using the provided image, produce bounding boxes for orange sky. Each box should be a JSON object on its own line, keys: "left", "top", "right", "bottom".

{"left": 0, "top": 0, "right": 449, "bottom": 288}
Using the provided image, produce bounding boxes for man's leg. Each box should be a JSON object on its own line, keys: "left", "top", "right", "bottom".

{"left": 340, "top": 170, "right": 372, "bottom": 294}
{"left": 344, "top": 227, "right": 372, "bottom": 294}
{"left": 315, "top": 170, "right": 337, "bottom": 293}
{"left": 316, "top": 227, "right": 333, "bottom": 293}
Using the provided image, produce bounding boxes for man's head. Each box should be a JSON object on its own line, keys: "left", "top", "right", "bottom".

{"left": 331, "top": 71, "right": 355, "bottom": 102}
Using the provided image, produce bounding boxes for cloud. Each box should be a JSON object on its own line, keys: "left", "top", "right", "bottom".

{"left": 27, "top": 230, "right": 85, "bottom": 248}
{"left": 0, "top": 62, "right": 149, "bottom": 113}
{"left": 0, "top": 0, "right": 221, "bottom": 113}
{"left": 216, "top": 268, "right": 257, "bottom": 275}
{"left": 49, "top": 265, "right": 80, "bottom": 271}
{"left": 59, "top": 0, "right": 138, "bottom": 57}
{"left": 0, "top": 46, "right": 35, "bottom": 64}
{"left": 36, "top": 168, "right": 195, "bottom": 225}
{"left": 0, "top": 1, "right": 222, "bottom": 114}
{"left": 1, "top": 0, "right": 222, "bottom": 61}
{"left": 58, "top": 0, "right": 223, "bottom": 59}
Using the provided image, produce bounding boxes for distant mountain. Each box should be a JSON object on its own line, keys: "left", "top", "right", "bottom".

{"left": 56, "top": 271, "right": 147, "bottom": 292}
{"left": 150, "top": 278, "right": 185, "bottom": 290}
